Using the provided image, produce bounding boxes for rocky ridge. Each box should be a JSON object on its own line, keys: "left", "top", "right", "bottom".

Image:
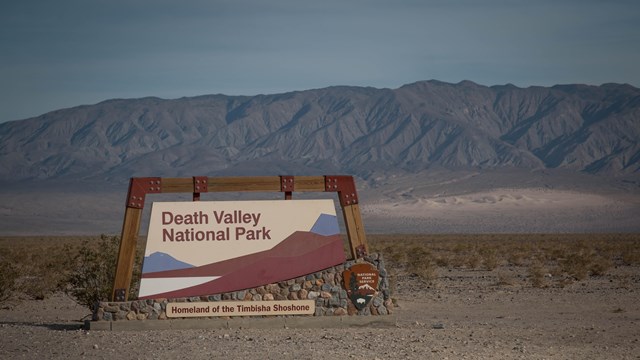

{"left": 1, "top": 80, "right": 638, "bottom": 182}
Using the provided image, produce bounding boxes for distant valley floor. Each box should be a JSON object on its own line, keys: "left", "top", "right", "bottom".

{"left": 1, "top": 185, "right": 639, "bottom": 235}
{"left": 362, "top": 188, "right": 640, "bottom": 233}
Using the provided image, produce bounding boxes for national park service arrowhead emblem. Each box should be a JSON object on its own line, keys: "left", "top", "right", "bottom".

{"left": 343, "top": 263, "right": 379, "bottom": 310}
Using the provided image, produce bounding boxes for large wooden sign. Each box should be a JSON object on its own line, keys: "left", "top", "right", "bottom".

{"left": 138, "top": 199, "right": 345, "bottom": 299}
{"left": 112, "top": 175, "right": 369, "bottom": 302}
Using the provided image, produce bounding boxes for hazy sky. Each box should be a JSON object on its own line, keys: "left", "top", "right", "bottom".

{"left": 1, "top": 0, "right": 639, "bottom": 122}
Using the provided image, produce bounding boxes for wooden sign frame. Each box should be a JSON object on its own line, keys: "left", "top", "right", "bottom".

{"left": 112, "top": 175, "right": 369, "bottom": 301}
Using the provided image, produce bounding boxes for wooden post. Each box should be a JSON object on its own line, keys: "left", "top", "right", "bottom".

{"left": 112, "top": 206, "right": 142, "bottom": 301}
{"left": 323, "top": 175, "right": 368, "bottom": 259}
{"left": 111, "top": 177, "right": 161, "bottom": 301}
{"left": 342, "top": 203, "right": 369, "bottom": 259}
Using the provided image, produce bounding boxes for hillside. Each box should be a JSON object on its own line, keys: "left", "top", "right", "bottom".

{"left": 1, "top": 80, "right": 638, "bottom": 182}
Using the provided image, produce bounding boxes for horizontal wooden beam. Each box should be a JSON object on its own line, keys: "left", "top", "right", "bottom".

{"left": 161, "top": 177, "right": 193, "bottom": 193}
{"left": 292, "top": 176, "right": 326, "bottom": 191}
{"left": 208, "top": 176, "right": 281, "bottom": 192}
{"left": 160, "top": 176, "right": 327, "bottom": 194}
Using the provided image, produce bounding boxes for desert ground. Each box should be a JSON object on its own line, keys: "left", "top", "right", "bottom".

{"left": 1, "top": 234, "right": 639, "bottom": 359}
{"left": 361, "top": 186, "right": 640, "bottom": 234}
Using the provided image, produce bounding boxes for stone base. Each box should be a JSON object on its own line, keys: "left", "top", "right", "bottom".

{"left": 91, "top": 254, "right": 393, "bottom": 326}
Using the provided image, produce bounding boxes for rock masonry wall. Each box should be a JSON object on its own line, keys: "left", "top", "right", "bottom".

{"left": 93, "top": 253, "right": 392, "bottom": 322}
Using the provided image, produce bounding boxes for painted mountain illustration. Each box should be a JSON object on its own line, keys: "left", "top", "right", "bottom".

{"left": 310, "top": 213, "right": 340, "bottom": 236}
{"left": 138, "top": 213, "right": 345, "bottom": 299}
{"left": 141, "top": 252, "right": 194, "bottom": 273}
{"left": 358, "top": 284, "right": 376, "bottom": 291}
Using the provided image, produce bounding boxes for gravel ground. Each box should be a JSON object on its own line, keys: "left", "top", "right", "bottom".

{"left": 1, "top": 265, "right": 639, "bottom": 359}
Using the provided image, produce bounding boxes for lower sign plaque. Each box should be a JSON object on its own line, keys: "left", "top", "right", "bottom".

{"left": 166, "top": 300, "right": 315, "bottom": 318}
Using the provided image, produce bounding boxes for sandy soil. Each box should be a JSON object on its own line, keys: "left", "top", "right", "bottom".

{"left": 362, "top": 188, "right": 640, "bottom": 233}
{"left": 1, "top": 262, "right": 639, "bottom": 359}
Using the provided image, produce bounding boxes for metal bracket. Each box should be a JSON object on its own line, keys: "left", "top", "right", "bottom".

{"left": 114, "top": 288, "right": 126, "bottom": 302}
{"left": 356, "top": 244, "right": 368, "bottom": 258}
{"left": 280, "top": 175, "right": 294, "bottom": 200}
{"left": 325, "top": 175, "right": 358, "bottom": 206}
{"left": 127, "top": 177, "right": 162, "bottom": 209}
{"left": 193, "top": 176, "right": 208, "bottom": 201}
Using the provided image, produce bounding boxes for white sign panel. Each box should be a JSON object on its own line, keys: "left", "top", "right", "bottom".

{"left": 139, "top": 199, "right": 345, "bottom": 299}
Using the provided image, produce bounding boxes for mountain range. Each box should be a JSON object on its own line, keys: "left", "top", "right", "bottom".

{"left": 1, "top": 80, "right": 638, "bottom": 182}
{"left": 1, "top": 80, "right": 639, "bottom": 235}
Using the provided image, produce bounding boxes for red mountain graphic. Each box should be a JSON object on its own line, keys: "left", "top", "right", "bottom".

{"left": 139, "top": 231, "right": 345, "bottom": 299}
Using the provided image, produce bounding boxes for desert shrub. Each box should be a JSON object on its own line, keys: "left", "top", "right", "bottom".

{"left": 465, "top": 251, "right": 482, "bottom": 269}
{"left": 449, "top": 254, "right": 467, "bottom": 268}
{"left": 621, "top": 244, "right": 640, "bottom": 266}
{"left": 480, "top": 247, "right": 499, "bottom": 270}
{"left": 369, "top": 237, "right": 406, "bottom": 265}
{"left": 384, "top": 245, "right": 407, "bottom": 264}
{"left": 589, "top": 255, "right": 612, "bottom": 276}
{"left": 560, "top": 249, "right": 592, "bottom": 280}
{"left": 0, "top": 243, "right": 75, "bottom": 300}
{"left": 406, "top": 246, "right": 437, "bottom": 281}
{"left": 65, "top": 235, "right": 118, "bottom": 309}
{"left": 65, "top": 235, "right": 142, "bottom": 310}
{"left": 506, "top": 251, "right": 526, "bottom": 266}
{"left": 0, "top": 254, "right": 18, "bottom": 301}
{"left": 19, "top": 244, "right": 74, "bottom": 299}
{"left": 528, "top": 259, "right": 547, "bottom": 288}
{"left": 435, "top": 255, "right": 450, "bottom": 267}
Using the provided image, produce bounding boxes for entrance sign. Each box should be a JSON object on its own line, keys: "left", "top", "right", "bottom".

{"left": 112, "top": 175, "right": 369, "bottom": 302}
{"left": 139, "top": 199, "right": 345, "bottom": 299}
{"left": 166, "top": 300, "right": 315, "bottom": 317}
